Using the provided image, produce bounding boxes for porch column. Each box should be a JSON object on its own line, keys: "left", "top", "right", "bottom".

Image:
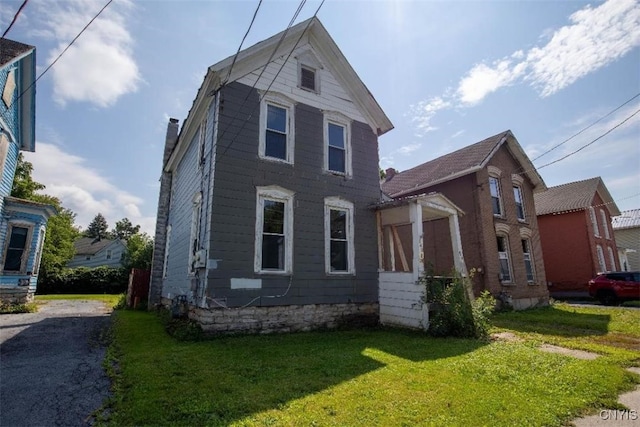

{"left": 449, "top": 212, "right": 473, "bottom": 301}
{"left": 409, "top": 201, "right": 424, "bottom": 282}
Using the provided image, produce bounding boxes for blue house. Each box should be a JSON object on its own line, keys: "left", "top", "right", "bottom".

{"left": 0, "top": 38, "right": 55, "bottom": 304}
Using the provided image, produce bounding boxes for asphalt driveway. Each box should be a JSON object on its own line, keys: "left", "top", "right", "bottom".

{"left": 0, "top": 300, "right": 112, "bottom": 426}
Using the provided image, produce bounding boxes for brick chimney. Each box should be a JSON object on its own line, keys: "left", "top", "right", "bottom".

{"left": 149, "top": 118, "right": 180, "bottom": 307}
{"left": 385, "top": 168, "right": 397, "bottom": 182}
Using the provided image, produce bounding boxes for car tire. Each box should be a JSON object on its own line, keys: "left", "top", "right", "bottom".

{"left": 599, "top": 291, "right": 618, "bottom": 306}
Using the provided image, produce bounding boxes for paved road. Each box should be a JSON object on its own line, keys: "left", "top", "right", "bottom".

{"left": 0, "top": 300, "right": 112, "bottom": 426}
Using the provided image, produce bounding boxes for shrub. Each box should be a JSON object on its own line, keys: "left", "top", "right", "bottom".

{"left": 37, "top": 266, "right": 129, "bottom": 295}
{"left": 423, "top": 273, "right": 496, "bottom": 339}
{"left": 0, "top": 302, "right": 38, "bottom": 314}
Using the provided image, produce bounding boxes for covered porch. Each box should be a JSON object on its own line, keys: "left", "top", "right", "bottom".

{"left": 376, "top": 193, "right": 468, "bottom": 330}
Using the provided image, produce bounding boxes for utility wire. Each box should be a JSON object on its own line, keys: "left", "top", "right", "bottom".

{"left": 2, "top": 0, "right": 114, "bottom": 122}
{"left": 222, "top": 0, "right": 264, "bottom": 86}
{"left": 531, "top": 92, "right": 640, "bottom": 162}
{"left": 1, "top": 0, "right": 29, "bottom": 38}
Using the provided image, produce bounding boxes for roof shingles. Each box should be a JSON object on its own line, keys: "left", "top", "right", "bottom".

{"left": 0, "top": 37, "right": 34, "bottom": 68}
{"left": 533, "top": 177, "right": 620, "bottom": 216}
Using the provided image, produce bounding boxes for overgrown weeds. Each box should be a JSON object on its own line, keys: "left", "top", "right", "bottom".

{"left": 0, "top": 302, "right": 38, "bottom": 314}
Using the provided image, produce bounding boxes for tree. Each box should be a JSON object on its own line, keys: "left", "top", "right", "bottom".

{"left": 31, "top": 194, "right": 80, "bottom": 277}
{"left": 122, "top": 233, "right": 154, "bottom": 270}
{"left": 85, "top": 213, "right": 109, "bottom": 239}
{"left": 11, "top": 153, "right": 45, "bottom": 199}
{"left": 112, "top": 217, "right": 140, "bottom": 240}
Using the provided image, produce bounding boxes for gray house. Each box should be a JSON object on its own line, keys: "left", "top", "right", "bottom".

{"left": 149, "top": 17, "right": 393, "bottom": 334}
{"left": 612, "top": 208, "right": 640, "bottom": 271}
{"left": 67, "top": 237, "right": 126, "bottom": 269}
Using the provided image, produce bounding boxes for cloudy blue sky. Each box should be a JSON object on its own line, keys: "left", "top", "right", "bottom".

{"left": 2, "top": 0, "right": 639, "bottom": 234}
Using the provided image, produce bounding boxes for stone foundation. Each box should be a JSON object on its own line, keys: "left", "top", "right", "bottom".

{"left": 512, "top": 296, "right": 549, "bottom": 311}
{"left": 0, "top": 286, "right": 34, "bottom": 305}
{"left": 185, "top": 302, "right": 379, "bottom": 335}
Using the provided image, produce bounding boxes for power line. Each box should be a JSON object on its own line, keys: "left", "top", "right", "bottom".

{"left": 531, "top": 92, "right": 640, "bottom": 163}
{"left": 1, "top": 0, "right": 29, "bottom": 38}
{"left": 222, "top": 0, "right": 264, "bottom": 86}
{"left": 536, "top": 107, "right": 640, "bottom": 170}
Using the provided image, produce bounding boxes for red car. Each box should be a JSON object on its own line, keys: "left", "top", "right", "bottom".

{"left": 588, "top": 271, "right": 640, "bottom": 305}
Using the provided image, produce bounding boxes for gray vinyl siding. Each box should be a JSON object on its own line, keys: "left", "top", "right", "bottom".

{"left": 207, "top": 82, "right": 380, "bottom": 307}
{"left": 66, "top": 241, "right": 126, "bottom": 268}
{"left": 163, "top": 129, "right": 202, "bottom": 298}
{"left": 614, "top": 228, "right": 640, "bottom": 271}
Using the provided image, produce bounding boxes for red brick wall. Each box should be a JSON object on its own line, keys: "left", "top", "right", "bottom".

{"left": 538, "top": 192, "right": 620, "bottom": 293}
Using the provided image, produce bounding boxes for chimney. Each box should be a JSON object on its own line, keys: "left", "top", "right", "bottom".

{"left": 385, "top": 168, "right": 397, "bottom": 182}
{"left": 162, "top": 118, "right": 180, "bottom": 168}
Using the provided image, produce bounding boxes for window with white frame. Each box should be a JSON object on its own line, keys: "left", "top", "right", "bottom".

{"left": 496, "top": 235, "right": 512, "bottom": 282}
{"left": 188, "top": 193, "right": 202, "bottom": 274}
{"left": 3, "top": 224, "right": 32, "bottom": 273}
{"left": 600, "top": 209, "right": 610, "bottom": 239}
{"left": 33, "top": 226, "right": 46, "bottom": 274}
{"left": 596, "top": 244, "right": 606, "bottom": 272}
{"left": 513, "top": 186, "right": 525, "bottom": 221}
{"left": 589, "top": 207, "right": 600, "bottom": 237}
{"left": 297, "top": 50, "right": 321, "bottom": 94}
{"left": 324, "top": 112, "right": 351, "bottom": 176}
{"left": 197, "top": 116, "right": 208, "bottom": 167}
{"left": 521, "top": 239, "right": 535, "bottom": 282}
{"left": 299, "top": 65, "right": 317, "bottom": 92}
{"left": 259, "top": 93, "right": 295, "bottom": 163}
{"left": 324, "top": 197, "right": 355, "bottom": 274}
{"left": 489, "top": 176, "right": 503, "bottom": 216}
{"left": 607, "top": 246, "right": 616, "bottom": 271}
{"left": 255, "top": 186, "right": 294, "bottom": 274}
{"left": 163, "top": 225, "right": 171, "bottom": 278}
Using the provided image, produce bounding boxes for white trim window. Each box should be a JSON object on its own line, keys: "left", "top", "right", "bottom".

{"left": 496, "top": 235, "right": 512, "bottom": 282}
{"left": 255, "top": 186, "right": 294, "bottom": 274}
{"left": 2, "top": 223, "right": 33, "bottom": 273}
{"left": 197, "top": 116, "right": 208, "bottom": 167}
{"left": 324, "top": 197, "right": 355, "bottom": 274}
{"left": 589, "top": 207, "right": 600, "bottom": 237}
{"left": 259, "top": 93, "right": 295, "bottom": 164}
{"left": 324, "top": 112, "right": 351, "bottom": 176}
{"left": 521, "top": 239, "right": 535, "bottom": 282}
{"left": 33, "top": 226, "right": 46, "bottom": 275}
{"left": 596, "top": 244, "right": 606, "bottom": 272}
{"left": 607, "top": 246, "right": 616, "bottom": 271}
{"left": 188, "top": 192, "right": 202, "bottom": 274}
{"left": 489, "top": 176, "right": 503, "bottom": 217}
{"left": 299, "top": 65, "right": 317, "bottom": 93}
{"left": 513, "top": 185, "right": 525, "bottom": 221}
{"left": 163, "top": 225, "right": 171, "bottom": 278}
{"left": 600, "top": 209, "right": 611, "bottom": 239}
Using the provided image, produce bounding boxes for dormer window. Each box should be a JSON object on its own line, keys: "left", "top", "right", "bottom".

{"left": 300, "top": 66, "right": 316, "bottom": 92}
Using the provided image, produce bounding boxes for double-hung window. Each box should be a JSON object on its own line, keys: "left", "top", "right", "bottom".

{"left": 259, "top": 93, "right": 295, "bottom": 163}
{"left": 521, "top": 239, "right": 535, "bottom": 282}
{"left": 489, "top": 176, "right": 503, "bottom": 216}
{"left": 497, "top": 235, "right": 512, "bottom": 282}
{"left": 607, "top": 246, "right": 616, "bottom": 271}
{"left": 188, "top": 192, "right": 202, "bottom": 274}
{"left": 324, "top": 113, "right": 351, "bottom": 176}
{"left": 596, "top": 244, "right": 606, "bottom": 272}
{"left": 600, "top": 209, "right": 611, "bottom": 239}
{"left": 589, "top": 207, "right": 600, "bottom": 237}
{"left": 513, "top": 186, "right": 525, "bottom": 221}
{"left": 324, "top": 197, "right": 355, "bottom": 274}
{"left": 255, "top": 186, "right": 294, "bottom": 274}
{"left": 3, "top": 224, "right": 30, "bottom": 273}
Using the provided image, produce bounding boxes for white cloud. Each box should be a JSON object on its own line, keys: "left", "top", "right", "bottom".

{"left": 33, "top": 0, "right": 141, "bottom": 107}
{"left": 24, "top": 142, "right": 156, "bottom": 235}
{"left": 526, "top": 0, "right": 640, "bottom": 97}
{"left": 410, "top": 0, "right": 640, "bottom": 133}
{"left": 451, "top": 130, "right": 465, "bottom": 139}
{"left": 397, "top": 143, "right": 422, "bottom": 155}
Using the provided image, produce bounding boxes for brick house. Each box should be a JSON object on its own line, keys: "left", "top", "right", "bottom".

{"left": 535, "top": 177, "right": 621, "bottom": 296}
{"left": 382, "top": 130, "right": 549, "bottom": 310}
{"left": 612, "top": 208, "right": 640, "bottom": 272}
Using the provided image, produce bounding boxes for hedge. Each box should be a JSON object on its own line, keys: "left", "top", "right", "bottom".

{"left": 37, "top": 266, "right": 129, "bottom": 295}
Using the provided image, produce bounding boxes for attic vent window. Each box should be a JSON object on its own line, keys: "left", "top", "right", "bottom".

{"left": 300, "top": 66, "right": 317, "bottom": 92}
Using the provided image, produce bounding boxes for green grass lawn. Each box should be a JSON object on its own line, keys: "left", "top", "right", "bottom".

{"left": 103, "top": 303, "right": 640, "bottom": 427}
{"left": 36, "top": 293, "right": 123, "bottom": 308}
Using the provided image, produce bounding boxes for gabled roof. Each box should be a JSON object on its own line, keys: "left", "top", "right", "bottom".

{"left": 382, "top": 130, "right": 546, "bottom": 198}
{"left": 612, "top": 208, "right": 640, "bottom": 230}
{"left": 74, "top": 237, "right": 124, "bottom": 256}
{"left": 534, "top": 177, "right": 621, "bottom": 217}
{"left": 4, "top": 196, "right": 57, "bottom": 218}
{"left": 0, "top": 38, "right": 34, "bottom": 68}
{"left": 166, "top": 17, "right": 393, "bottom": 171}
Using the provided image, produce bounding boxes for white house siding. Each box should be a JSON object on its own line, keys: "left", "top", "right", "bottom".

{"left": 236, "top": 43, "right": 368, "bottom": 127}
{"left": 66, "top": 240, "right": 126, "bottom": 268}
{"left": 614, "top": 228, "right": 640, "bottom": 271}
